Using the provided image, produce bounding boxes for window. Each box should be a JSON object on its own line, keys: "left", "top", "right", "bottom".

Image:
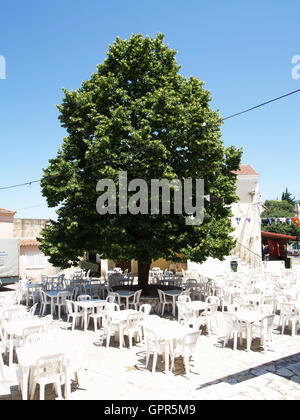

{"left": 24, "top": 251, "right": 47, "bottom": 269}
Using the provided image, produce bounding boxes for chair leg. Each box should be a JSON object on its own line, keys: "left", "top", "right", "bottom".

{"left": 152, "top": 352, "right": 158, "bottom": 373}
{"left": 40, "top": 384, "right": 45, "bottom": 400}
{"left": 145, "top": 349, "right": 150, "bottom": 368}
{"left": 106, "top": 332, "right": 111, "bottom": 348}
{"left": 233, "top": 332, "right": 237, "bottom": 350}
{"left": 184, "top": 355, "right": 190, "bottom": 378}
{"left": 55, "top": 381, "right": 62, "bottom": 399}
{"left": 30, "top": 381, "right": 36, "bottom": 400}
{"left": 128, "top": 332, "right": 132, "bottom": 349}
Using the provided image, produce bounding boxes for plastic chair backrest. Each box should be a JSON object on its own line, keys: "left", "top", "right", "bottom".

{"left": 126, "top": 313, "right": 142, "bottom": 330}
{"left": 77, "top": 294, "right": 91, "bottom": 301}
{"left": 139, "top": 304, "right": 151, "bottom": 317}
{"left": 178, "top": 295, "right": 191, "bottom": 303}
{"left": 105, "top": 302, "right": 120, "bottom": 312}
{"left": 35, "top": 353, "right": 64, "bottom": 379}
{"left": 22, "top": 325, "right": 45, "bottom": 342}
{"left": 25, "top": 332, "right": 48, "bottom": 347}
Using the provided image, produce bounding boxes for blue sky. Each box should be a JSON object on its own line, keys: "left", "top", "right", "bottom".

{"left": 0, "top": 0, "right": 299, "bottom": 219}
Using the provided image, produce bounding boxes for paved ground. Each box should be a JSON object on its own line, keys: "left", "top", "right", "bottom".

{"left": 1, "top": 287, "right": 300, "bottom": 400}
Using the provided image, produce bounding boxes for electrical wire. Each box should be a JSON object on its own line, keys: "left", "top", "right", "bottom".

{"left": 1, "top": 88, "right": 299, "bottom": 192}
{"left": 223, "top": 89, "right": 300, "bottom": 120}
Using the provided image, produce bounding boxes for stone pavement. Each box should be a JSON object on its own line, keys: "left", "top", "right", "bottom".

{"left": 1, "top": 309, "right": 300, "bottom": 401}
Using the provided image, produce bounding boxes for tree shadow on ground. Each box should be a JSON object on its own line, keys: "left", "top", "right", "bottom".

{"left": 196, "top": 349, "right": 300, "bottom": 391}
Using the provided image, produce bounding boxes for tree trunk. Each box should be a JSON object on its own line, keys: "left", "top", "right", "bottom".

{"left": 138, "top": 261, "right": 151, "bottom": 292}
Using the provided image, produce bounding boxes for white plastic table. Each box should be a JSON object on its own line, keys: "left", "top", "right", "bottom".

{"left": 163, "top": 290, "right": 182, "bottom": 317}
{"left": 73, "top": 299, "right": 106, "bottom": 331}
{"left": 232, "top": 310, "right": 264, "bottom": 351}
{"left": 107, "top": 309, "right": 140, "bottom": 349}
{"left": 44, "top": 290, "right": 72, "bottom": 317}
{"left": 144, "top": 318, "right": 192, "bottom": 374}
{"left": 185, "top": 301, "right": 208, "bottom": 315}
{"left": 3, "top": 318, "right": 46, "bottom": 366}
{"left": 115, "top": 290, "right": 136, "bottom": 309}
{"left": 25, "top": 284, "right": 43, "bottom": 306}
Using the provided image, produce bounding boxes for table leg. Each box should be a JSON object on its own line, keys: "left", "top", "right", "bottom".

{"left": 64, "top": 366, "right": 70, "bottom": 400}
{"left": 21, "top": 367, "right": 29, "bottom": 400}
{"left": 84, "top": 309, "right": 88, "bottom": 331}
{"left": 246, "top": 323, "right": 252, "bottom": 352}
{"left": 51, "top": 298, "right": 54, "bottom": 317}
{"left": 9, "top": 335, "right": 13, "bottom": 367}
{"left": 164, "top": 342, "right": 170, "bottom": 374}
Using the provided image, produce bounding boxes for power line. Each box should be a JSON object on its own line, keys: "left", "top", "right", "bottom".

{"left": 0, "top": 179, "right": 40, "bottom": 191}
{"left": 12, "top": 203, "right": 46, "bottom": 211}
{"left": 223, "top": 89, "right": 300, "bottom": 120}
{"left": 1, "top": 88, "right": 299, "bottom": 192}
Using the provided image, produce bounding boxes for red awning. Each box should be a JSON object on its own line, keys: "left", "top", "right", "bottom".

{"left": 261, "top": 231, "right": 296, "bottom": 240}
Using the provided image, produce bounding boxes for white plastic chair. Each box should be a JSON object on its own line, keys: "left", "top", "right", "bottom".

{"left": 198, "top": 303, "right": 219, "bottom": 335}
{"left": 20, "top": 325, "right": 46, "bottom": 347}
{"left": 128, "top": 289, "right": 142, "bottom": 310}
{"left": 144, "top": 327, "right": 167, "bottom": 373}
{"left": 178, "top": 295, "right": 191, "bottom": 304}
{"left": 27, "top": 303, "right": 38, "bottom": 318}
{"left": 177, "top": 302, "right": 193, "bottom": 325}
{"left": 39, "top": 291, "right": 52, "bottom": 316}
{"left": 170, "top": 330, "right": 201, "bottom": 378}
{"left": 30, "top": 353, "right": 65, "bottom": 400}
{"left": 0, "top": 351, "right": 24, "bottom": 397}
{"left": 24, "top": 332, "right": 48, "bottom": 347}
{"left": 2, "top": 307, "right": 27, "bottom": 322}
{"left": 65, "top": 300, "right": 83, "bottom": 330}
{"left": 139, "top": 304, "right": 151, "bottom": 318}
{"left": 222, "top": 312, "right": 244, "bottom": 351}
{"left": 55, "top": 292, "right": 70, "bottom": 319}
{"left": 251, "top": 314, "right": 275, "bottom": 353}
{"left": 105, "top": 302, "right": 120, "bottom": 312}
{"left": 279, "top": 303, "right": 300, "bottom": 336}
{"left": 70, "top": 287, "right": 79, "bottom": 301}
{"left": 123, "top": 313, "right": 143, "bottom": 349}
{"left": 157, "top": 289, "right": 173, "bottom": 316}
{"left": 77, "top": 294, "right": 91, "bottom": 301}
{"left": 106, "top": 292, "right": 124, "bottom": 308}
{"left": 139, "top": 304, "right": 152, "bottom": 339}
{"left": 88, "top": 302, "right": 106, "bottom": 332}
{"left": 101, "top": 312, "right": 125, "bottom": 348}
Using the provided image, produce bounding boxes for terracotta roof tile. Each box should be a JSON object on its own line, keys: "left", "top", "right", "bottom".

{"left": 232, "top": 164, "right": 259, "bottom": 176}
{"left": 0, "top": 208, "right": 16, "bottom": 215}
{"left": 20, "top": 238, "right": 41, "bottom": 247}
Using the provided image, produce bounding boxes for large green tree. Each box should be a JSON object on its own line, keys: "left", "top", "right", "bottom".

{"left": 39, "top": 33, "right": 242, "bottom": 289}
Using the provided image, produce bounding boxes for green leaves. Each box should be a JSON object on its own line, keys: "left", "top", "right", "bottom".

{"left": 40, "top": 33, "right": 242, "bottom": 272}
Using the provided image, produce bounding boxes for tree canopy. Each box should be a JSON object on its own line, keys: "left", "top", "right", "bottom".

{"left": 39, "top": 33, "right": 242, "bottom": 287}
{"left": 281, "top": 188, "right": 296, "bottom": 204}
{"left": 261, "top": 199, "right": 299, "bottom": 241}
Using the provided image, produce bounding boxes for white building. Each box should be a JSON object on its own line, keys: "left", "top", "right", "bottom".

{"left": 188, "top": 164, "right": 263, "bottom": 275}
{"left": 0, "top": 209, "right": 58, "bottom": 282}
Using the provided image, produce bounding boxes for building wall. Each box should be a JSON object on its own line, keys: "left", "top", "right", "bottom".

{"left": 0, "top": 213, "right": 14, "bottom": 238}
{"left": 13, "top": 218, "right": 49, "bottom": 238}
{"left": 19, "top": 245, "right": 58, "bottom": 282}
{"left": 231, "top": 174, "right": 262, "bottom": 258}
{"left": 188, "top": 171, "right": 263, "bottom": 275}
